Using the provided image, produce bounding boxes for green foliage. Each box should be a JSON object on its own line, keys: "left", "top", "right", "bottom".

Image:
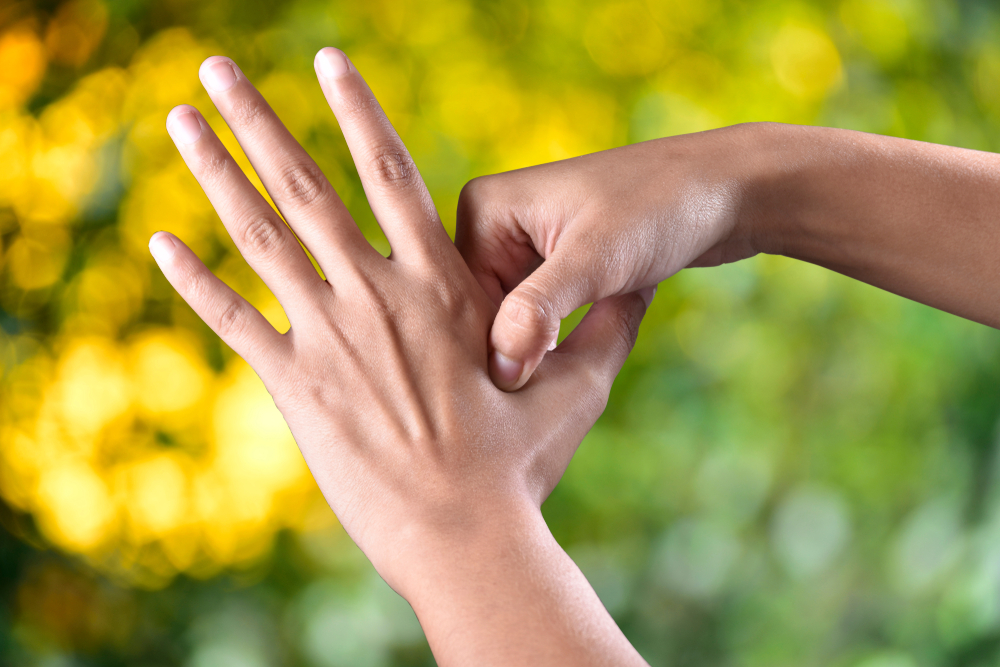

{"left": 1, "top": 0, "right": 999, "bottom": 665}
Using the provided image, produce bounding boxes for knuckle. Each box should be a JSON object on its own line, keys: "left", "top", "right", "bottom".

{"left": 458, "top": 176, "right": 486, "bottom": 210}
{"left": 240, "top": 215, "right": 285, "bottom": 257}
{"left": 612, "top": 301, "right": 643, "bottom": 352}
{"left": 456, "top": 176, "right": 494, "bottom": 226}
{"left": 339, "top": 88, "right": 379, "bottom": 121}
{"left": 174, "top": 267, "right": 204, "bottom": 303}
{"left": 367, "top": 146, "right": 416, "bottom": 188}
{"left": 585, "top": 378, "right": 611, "bottom": 415}
{"left": 276, "top": 161, "right": 328, "bottom": 207}
{"left": 197, "top": 153, "right": 233, "bottom": 183}
{"left": 502, "top": 287, "right": 558, "bottom": 341}
{"left": 215, "top": 298, "right": 246, "bottom": 339}
{"left": 229, "top": 96, "right": 268, "bottom": 130}
{"left": 431, "top": 276, "right": 470, "bottom": 317}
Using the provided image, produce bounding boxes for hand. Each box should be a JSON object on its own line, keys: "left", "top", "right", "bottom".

{"left": 152, "top": 49, "right": 649, "bottom": 665}
{"left": 456, "top": 125, "right": 768, "bottom": 390}
{"left": 458, "top": 122, "right": 1000, "bottom": 393}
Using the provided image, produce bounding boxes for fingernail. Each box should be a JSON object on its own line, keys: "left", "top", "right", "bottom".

{"left": 166, "top": 111, "right": 202, "bottom": 145}
{"left": 202, "top": 59, "right": 237, "bottom": 92}
{"left": 315, "top": 47, "right": 351, "bottom": 79}
{"left": 638, "top": 286, "right": 657, "bottom": 308}
{"left": 149, "top": 232, "right": 177, "bottom": 264}
{"left": 491, "top": 350, "right": 524, "bottom": 390}
{"left": 546, "top": 328, "right": 559, "bottom": 351}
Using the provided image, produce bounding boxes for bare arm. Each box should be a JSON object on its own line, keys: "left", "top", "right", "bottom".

{"left": 154, "top": 48, "right": 648, "bottom": 666}
{"left": 747, "top": 123, "right": 1000, "bottom": 328}
{"left": 456, "top": 122, "right": 1000, "bottom": 390}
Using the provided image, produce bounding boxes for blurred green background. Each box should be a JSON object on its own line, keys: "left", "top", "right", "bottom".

{"left": 1, "top": 0, "right": 999, "bottom": 665}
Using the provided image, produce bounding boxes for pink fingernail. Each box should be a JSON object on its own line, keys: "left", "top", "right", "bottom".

{"left": 148, "top": 232, "right": 177, "bottom": 264}
{"left": 203, "top": 60, "right": 237, "bottom": 92}
{"left": 315, "top": 47, "right": 351, "bottom": 79}
{"left": 491, "top": 350, "right": 524, "bottom": 389}
{"left": 167, "top": 111, "right": 202, "bottom": 145}
{"left": 546, "top": 329, "right": 559, "bottom": 351}
{"left": 638, "top": 286, "right": 657, "bottom": 308}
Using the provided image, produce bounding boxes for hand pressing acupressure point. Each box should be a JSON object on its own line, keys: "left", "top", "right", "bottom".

{"left": 150, "top": 47, "right": 651, "bottom": 666}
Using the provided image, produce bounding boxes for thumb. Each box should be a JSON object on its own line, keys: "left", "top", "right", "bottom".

{"left": 489, "top": 248, "right": 610, "bottom": 391}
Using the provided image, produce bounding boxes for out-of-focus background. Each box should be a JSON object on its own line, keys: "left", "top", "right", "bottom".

{"left": 1, "top": 0, "right": 999, "bottom": 664}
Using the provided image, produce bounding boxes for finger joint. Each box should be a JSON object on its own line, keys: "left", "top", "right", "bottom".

{"left": 215, "top": 299, "right": 247, "bottom": 340}
{"left": 368, "top": 147, "right": 416, "bottom": 189}
{"left": 241, "top": 215, "right": 286, "bottom": 258}
{"left": 276, "top": 161, "right": 328, "bottom": 207}
{"left": 229, "top": 96, "right": 268, "bottom": 131}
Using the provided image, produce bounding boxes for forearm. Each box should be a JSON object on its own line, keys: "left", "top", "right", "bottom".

{"left": 391, "top": 501, "right": 647, "bottom": 667}
{"left": 745, "top": 122, "right": 1000, "bottom": 327}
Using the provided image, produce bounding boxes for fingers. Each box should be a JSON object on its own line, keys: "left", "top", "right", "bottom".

{"left": 165, "top": 105, "right": 324, "bottom": 313}
{"left": 197, "top": 56, "right": 373, "bottom": 272}
{"left": 313, "top": 47, "right": 450, "bottom": 262}
{"left": 553, "top": 289, "right": 654, "bottom": 396}
{"left": 148, "top": 232, "right": 290, "bottom": 379}
{"left": 455, "top": 174, "right": 544, "bottom": 308}
{"left": 511, "top": 289, "right": 653, "bottom": 486}
{"left": 487, "top": 247, "right": 618, "bottom": 391}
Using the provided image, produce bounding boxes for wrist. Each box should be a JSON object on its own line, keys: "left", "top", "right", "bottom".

{"left": 729, "top": 121, "right": 810, "bottom": 258}
{"left": 375, "top": 492, "right": 545, "bottom": 599}
{"left": 380, "top": 497, "right": 644, "bottom": 666}
{"left": 736, "top": 122, "right": 873, "bottom": 265}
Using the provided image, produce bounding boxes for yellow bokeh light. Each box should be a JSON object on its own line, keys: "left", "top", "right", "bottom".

{"left": 646, "top": 0, "right": 718, "bottom": 35}
{"left": 7, "top": 226, "right": 70, "bottom": 291}
{"left": 257, "top": 71, "right": 321, "bottom": 140}
{"left": 119, "top": 162, "right": 216, "bottom": 257}
{"left": 128, "top": 330, "right": 209, "bottom": 419}
{"left": 44, "top": 0, "right": 110, "bottom": 68}
{"left": 770, "top": 22, "right": 843, "bottom": 100}
{"left": 427, "top": 62, "right": 521, "bottom": 145}
{"left": 0, "top": 113, "right": 38, "bottom": 206}
{"left": 584, "top": 2, "right": 669, "bottom": 77}
{"left": 0, "top": 27, "right": 47, "bottom": 110}
{"left": 839, "top": 0, "right": 909, "bottom": 66}
{"left": 70, "top": 252, "right": 148, "bottom": 334}
{"left": 212, "top": 361, "right": 309, "bottom": 494}
{"left": 124, "top": 454, "right": 189, "bottom": 539}
{"left": 35, "top": 462, "right": 116, "bottom": 550}
{"left": 52, "top": 337, "right": 132, "bottom": 437}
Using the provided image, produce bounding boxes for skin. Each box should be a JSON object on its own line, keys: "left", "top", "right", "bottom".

{"left": 152, "top": 49, "right": 651, "bottom": 666}
{"left": 457, "top": 122, "right": 1000, "bottom": 390}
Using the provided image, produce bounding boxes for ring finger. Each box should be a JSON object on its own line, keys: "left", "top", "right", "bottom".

{"left": 166, "top": 104, "right": 324, "bottom": 313}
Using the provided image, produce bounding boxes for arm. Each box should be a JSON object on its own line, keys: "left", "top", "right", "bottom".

{"left": 154, "top": 49, "right": 648, "bottom": 666}
{"left": 398, "top": 503, "right": 646, "bottom": 664}
{"left": 456, "top": 122, "right": 1000, "bottom": 390}
{"left": 745, "top": 123, "right": 1000, "bottom": 327}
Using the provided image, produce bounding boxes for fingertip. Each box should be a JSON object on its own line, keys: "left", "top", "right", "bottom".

{"left": 547, "top": 328, "right": 559, "bottom": 351}
{"left": 167, "top": 103, "right": 198, "bottom": 120}
{"left": 199, "top": 55, "right": 238, "bottom": 92}
{"left": 315, "top": 47, "right": 352, "bottom": 80}
{"left": 165, "top": 105, "right": 203, "bottom": 145}
{"left": 148, "top": 231, "right": 178, "bottom": 265}
{"left": 199, "top": 55, "right": 234, "bottom": 75}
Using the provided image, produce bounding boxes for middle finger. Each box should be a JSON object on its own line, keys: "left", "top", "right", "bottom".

{"left": 198, "top": 56, "right": 375, "bottom": 273}
{"left": 166, "top": 104, "right": 323, "bottom": 313}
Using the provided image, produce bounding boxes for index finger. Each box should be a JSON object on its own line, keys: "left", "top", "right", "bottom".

{"left": 313, "top": 48, "right": 450, "bottom": 262}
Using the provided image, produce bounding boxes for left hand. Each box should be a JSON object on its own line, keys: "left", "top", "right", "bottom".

{"left": 152, "top": 48, "right": 649, "bottom": 666}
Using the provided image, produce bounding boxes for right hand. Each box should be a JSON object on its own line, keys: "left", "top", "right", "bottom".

{"left": 456, "top": 123, "right": 770, "bottom": 390}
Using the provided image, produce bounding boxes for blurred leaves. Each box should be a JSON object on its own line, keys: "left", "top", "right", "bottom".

{"left": 0, "top": 0, "right": 998, "bottom": 665}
